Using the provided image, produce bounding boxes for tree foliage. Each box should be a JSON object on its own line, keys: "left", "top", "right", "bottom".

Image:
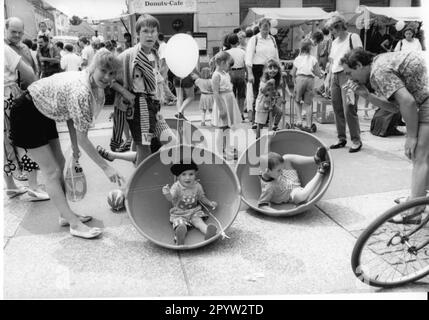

{"left": 69, "top": 15, "right": 82, "bottom": 26}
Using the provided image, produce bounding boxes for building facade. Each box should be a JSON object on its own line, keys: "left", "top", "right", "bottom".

{"left": 125, "top": 0, "right": 418, "bottom": 56}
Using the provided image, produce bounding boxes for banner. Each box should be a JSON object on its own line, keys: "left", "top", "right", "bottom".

{"left": 128, "top": 0, "right": 197, "bottom": 14}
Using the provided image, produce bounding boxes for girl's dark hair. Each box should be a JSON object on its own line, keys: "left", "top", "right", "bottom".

{"left": 262, "top": 58, "right": 281, "bottom": 89}
{"left": 340, "top": 48, "right": 375, "bottom": 69}
{"left": 312, "top": 31, "right": 324, "bottom": 44}
{"left": 322, "top": 27, "right": 330, "bottom": 36}
{"left": 228, "top": 33, "right": 239, "bottom": 46}
{"left": 300, "top": 39, "right": 313, "bottom": 54}
{"left": 253, "top": 26, "right": 260, "bottom": 35}
{"left": 22, "top": 38, "right": 33, "bottom": 49}
{"left": 245, "top": 28, "right": 253, "bottom": 38}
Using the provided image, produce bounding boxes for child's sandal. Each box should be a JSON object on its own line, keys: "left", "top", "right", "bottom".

{"left": 96, "top": 145, "right": 114, "bottom": 162}
{"left": 205, "top": 224, "right": 217, "bottom": 240}
{"left": 314, "top": 147, "right": 327, "bottom": 164}
{"left": 318, "top": 161, "right": 330, "bottom": 174}
{"left": 174, "top": 224, "right": 187, "bottom": 245}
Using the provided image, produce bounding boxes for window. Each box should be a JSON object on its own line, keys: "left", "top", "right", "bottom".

{"left": 303, "top": 0, "right": 336, "bottom": 12}
{"left": 360, "top": 0, "right": 390, "bottom": 6}
{"left": 411, "top": 0, "right": 421, "bottom": 6}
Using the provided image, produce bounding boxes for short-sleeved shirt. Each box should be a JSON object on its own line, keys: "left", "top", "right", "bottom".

{"left": 61, "top": 52, "right": 82, "bottom": 71}
{"left": 4, "top": 45, "right": 21, "bottom": 87}
{"left": 81, "top": 45, "right": 95, "bottom": 67}
{"left": 194, "top": 78, "right": 213, "bottom": 94}
{"left": 370, "top": 51, "right": 429, "bottom": 106}
{"left": 169, "top": 181, "right": 205, "bottom": 212}
{"left": 394, "top": 38, "right": 422, "bottom": 52}
{"left": 226, "top": 47, "right": 246, "bottom": 68}
{"left": 293, "top": 54, "right": 318, "bottom": 76}
{"left": 27, "top": 71, "right": 105, "bottom": 133}
{"left": 245, "top": 33, "right": 279, "bottom": 66}
{"left": 329, "top": 32, "right": 362, "bottom": 73}
{"left": 258, "top": 169, "right": 301, "bottom": 206}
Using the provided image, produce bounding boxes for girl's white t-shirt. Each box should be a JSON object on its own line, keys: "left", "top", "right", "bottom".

{"left": 394, "top": 38, "right": 422, "bottom": 52}
{"left": 329, "top": 32, "right": 362, "bottom": 73}
{"left": 293, "top": 54, "right": 318, "bottom": 76}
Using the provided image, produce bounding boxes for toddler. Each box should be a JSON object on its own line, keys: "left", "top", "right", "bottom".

{"left": 162, "top": 161, "right": 218, "bottom": 245}
{"left": 258, "top": 147, "right": 330, "bottom": 212}
{"left": 254, "top": 59, "right": 284, "bottom": 139}
{"left": 192, "top": 67, "right": 214, "bottom": 126}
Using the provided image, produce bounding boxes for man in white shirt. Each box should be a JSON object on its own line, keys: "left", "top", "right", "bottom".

{"left": 78, "top": 36, "right": 94, "bottom": 69}
{"left": 227, "top": 33, "right": 247, "bottom": 120}
{"left": 326, "top": 14, "right": 363, "bottom": 153}
{"left": 245, "top": 18, "right": 279, "bottom": 127}
{"left": 61, "top": 44, "right": 82, "bottom": 71}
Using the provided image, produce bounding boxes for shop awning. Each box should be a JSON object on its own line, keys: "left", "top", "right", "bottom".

{"left": 242, "top": 7, "right": 330, "bottom": 27}
{"left": 348, "top": 6, "right": 424, "bottom": 25}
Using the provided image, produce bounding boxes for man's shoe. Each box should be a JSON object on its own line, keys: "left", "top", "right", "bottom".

{"left": 330, "top": 140, "right": 347, "bottom": 149}
{"left": 349, "top": 143, "right": 362, "bottom": 153}
{"left": 174, "top": 113, "right": 187, "bottom": 120}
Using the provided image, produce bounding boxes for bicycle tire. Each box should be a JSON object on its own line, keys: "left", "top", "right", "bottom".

{"left": 351, "top": 196, "right": 429, "bottom": 288}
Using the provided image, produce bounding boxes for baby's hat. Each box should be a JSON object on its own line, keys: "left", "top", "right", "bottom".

{"left": 170, "top": 160, "right": 198, "bottom": 176}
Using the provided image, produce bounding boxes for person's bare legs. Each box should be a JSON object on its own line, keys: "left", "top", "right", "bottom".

{"left": 294, "top": 100, "right": 303, "bottom": 125}
{"left": 135, "top": 144, "right": 151, "bottom": 166}
{"left": 191, "top": 216, "right": 217, "bottom": 239}
{"left": 302, "top": 103, "right": 312, "bottom": 128}
{"left": 175, "top": 86, "right": 183, "bottom": 112}
{"left": 283, "top": 154, "right": 316, "bottom": 166}
{"left": 292, "top": 172, "right": 325, "bottom": 204}
{"left": 179, "top": 87, "right": 195, "bottom": 115}
{"left": 410, "top": 124, "right": 429, "bottom": 212}
{"left": 27, "top": 144, "right": 101, "bottom": 236}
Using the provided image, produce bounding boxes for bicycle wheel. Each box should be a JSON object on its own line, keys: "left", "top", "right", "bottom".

{"left": 351, "top": 196, "right": 429, "bottom": 288}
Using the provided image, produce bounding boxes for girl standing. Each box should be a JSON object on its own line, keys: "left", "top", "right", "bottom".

{"left": 193, "top": 67, "right": 214, "bottom": 127}
{"left": 211, "top": 51, "right": 241, "bottom": 159}
{"left": 291, "top": 39, "right": 324, "bottom": 131}
{"left": 254, "top": 59, "right": 284, "bottom": 139}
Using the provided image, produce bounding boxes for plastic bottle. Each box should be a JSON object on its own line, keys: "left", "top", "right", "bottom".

{"left": 65, "top": 159, "right": 87, "bottom": 202}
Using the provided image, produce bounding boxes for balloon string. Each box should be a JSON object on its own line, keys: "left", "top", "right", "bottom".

{"left": 199, "top": 201, "right": 230, "bottom": 240}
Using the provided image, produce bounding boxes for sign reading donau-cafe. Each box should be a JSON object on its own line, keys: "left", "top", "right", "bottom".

{"left": 128, "top": 0, "right": 197, "bottom": 13}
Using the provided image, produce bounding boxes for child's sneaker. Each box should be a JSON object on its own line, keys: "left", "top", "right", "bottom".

{"left": 318, "top": 161, "right": 330, "bottom": 175}
{"left": 314, "top": 147, "right": 327, "bottom": 164}
{"left": 205, "top": 224, "right": 217, "bottom": 240}
{"left": 174, "top": 224, "right": 187, "bottom": 245}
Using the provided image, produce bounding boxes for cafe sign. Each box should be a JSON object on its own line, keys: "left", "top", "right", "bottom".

{"left": 128, "top": 0, "right": 197, "bottom": 13}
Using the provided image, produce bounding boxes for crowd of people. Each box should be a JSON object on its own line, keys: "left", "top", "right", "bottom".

{"left": 4, "top": 11, "right": 427, "bottom": 239}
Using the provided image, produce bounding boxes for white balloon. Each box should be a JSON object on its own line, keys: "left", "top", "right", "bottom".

{"left": 165, "top": 33, "right": 199, "bottom": 78}
{"left": 270, "top": 19, "right": 278, "bottom": 28}
{"left": 395, "top": 20, "right": 405, "bottom": 32}
{"left": 270, "top": 27, "right": 278, "bottom": 36}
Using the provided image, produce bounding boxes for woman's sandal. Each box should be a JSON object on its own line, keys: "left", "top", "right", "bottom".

{"left": 388, "top": 213, "right": 423, "bottom": 225}
{"left": 6, "top": 187, "right": 28, "bottom": 199}
{"left": 70, "top": 226, "right": 102, "bottom": 239}
{"left": 59, "top": 215, "right": 93, "bottom": 227}
{"left": 96, "top": 145, "right": 114, "bottom": 162}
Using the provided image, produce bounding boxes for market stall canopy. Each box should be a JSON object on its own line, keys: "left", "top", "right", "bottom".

{"left": 348, "top": 6, "right": 424, "bottom": 26}
{"left": 242, "top": 7, "right": 330, "bottom": 27}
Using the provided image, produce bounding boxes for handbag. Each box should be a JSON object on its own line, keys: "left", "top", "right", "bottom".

{"left": 64, "top": 149, "right": 87, "bottom": 202}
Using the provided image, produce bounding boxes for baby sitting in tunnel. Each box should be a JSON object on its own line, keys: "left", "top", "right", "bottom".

{"left": 162, "top": 161, "right": 218, "bottom": 245}
{"left": 258, "top": 147, "right": 330, "bottom": 212}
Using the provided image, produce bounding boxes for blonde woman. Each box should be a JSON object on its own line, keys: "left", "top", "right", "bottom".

{"left": 10, "top": 48, "right": 125, "bottom": 239}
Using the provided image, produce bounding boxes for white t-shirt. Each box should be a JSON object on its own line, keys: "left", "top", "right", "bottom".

{"left": 61, "top": 52, "right": 82, "bottom": 71}
{"left": 81, "top": 45, "right": 95, "bottom": 67}
{"left": 329, "top": 32, "right": 362, "bottom": 73}
{"left": 293, "top": 54, "right": 318, "bottom": 76}
{"left": 4, "top": 45, "right": 21, "bottom": 87}
{"left": 394, "top": 38, "right": 422, "bottom": 52}
{"left": 226, "top": 47, "right": 246, "bottom": 68}
{"left": 245, "top": 33, "right": 279, "bottom": 66}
